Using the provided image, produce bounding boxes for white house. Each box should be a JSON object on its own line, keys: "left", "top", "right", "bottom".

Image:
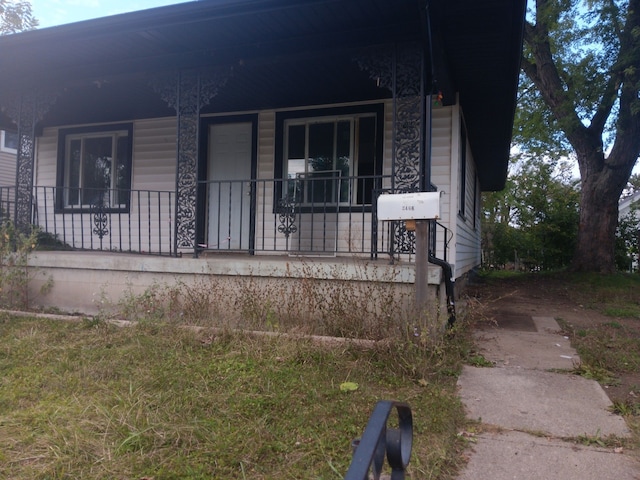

{"left": 0, "top": 0, "right": 526, "bottom": 322}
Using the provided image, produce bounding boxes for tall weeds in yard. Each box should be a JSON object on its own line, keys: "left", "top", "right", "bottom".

{"left": 107, "top": 259, "right": 427, "bottom": 340}
{"left": 0, "top": 222, "right": 52, "bottom": 309}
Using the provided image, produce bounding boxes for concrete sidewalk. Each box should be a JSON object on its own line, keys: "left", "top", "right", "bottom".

{"left": 456, "top": 315, "right": 640, "bottom": 479}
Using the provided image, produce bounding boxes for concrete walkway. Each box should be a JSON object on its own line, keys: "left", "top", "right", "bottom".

{"left": 456, "top": 316, "right": 640, "bottom": 479}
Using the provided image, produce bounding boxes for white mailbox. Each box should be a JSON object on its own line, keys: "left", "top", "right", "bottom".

{"left": 377, "top": 192, "right": 441, "bottom": 221}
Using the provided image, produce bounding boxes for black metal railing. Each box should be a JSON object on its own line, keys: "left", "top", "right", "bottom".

{"left": 0, "top": 185, "right": 16, "bottom": 224}
{"left": 197, "top": 175, "right": 393, "bottom": 256}
{"left": 30, "top": 186, "right": 175, "bottom": 256}
{"left": 345, "top": 400, "right": 413, "bottom": 480}
{"left": 430, "top": 220, "right": 452, "bottom": 262}
{"left": 4, "top": 178, "right": 452, "bottom": 259}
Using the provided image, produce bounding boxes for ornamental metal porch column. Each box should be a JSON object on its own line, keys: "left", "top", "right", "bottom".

{"left": 151, "top": 69, "right": 231, "bottom": 255}
{"left": 356, "top": 43, "right": 427, "bottom": 253}
{"left": 357, "top": 43, "right": 433, "bottom": 321}
{"left": 2, "top": 91, "right": 57, "bottom": 231}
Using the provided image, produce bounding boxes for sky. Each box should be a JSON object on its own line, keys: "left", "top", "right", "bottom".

{"left": 30, "top": 0, "right": 193, "bottom": 29}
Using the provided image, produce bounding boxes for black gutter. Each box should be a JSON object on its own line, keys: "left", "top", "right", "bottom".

{"left": 428, "top": 252, "right": 456, "bottom": 327}
{"left": 423, "top": 0, "right": 457, "bottom": 327}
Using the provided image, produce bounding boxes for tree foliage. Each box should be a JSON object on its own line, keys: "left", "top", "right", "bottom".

{"left": 519, "top": 0, "right": 640, "bottom": 273}
{"left": 0, "top": 0, "right": 37, "bottom": 35}
{"left": 482, "top": 155, "right": 580, "bottom": 271}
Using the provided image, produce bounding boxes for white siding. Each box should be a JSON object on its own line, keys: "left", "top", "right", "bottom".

{"left": 131, "top": 117, "right": 177, "bottom": 192}
{"left": 452, "top": 106, "right": 482, "bottom": 279}
{"left": 430, "top": 106, "right": 453, "bottom": 261}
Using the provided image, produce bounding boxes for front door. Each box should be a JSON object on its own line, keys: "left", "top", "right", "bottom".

{"left": 206, "top": 122, "right": 254, "bottom": 250}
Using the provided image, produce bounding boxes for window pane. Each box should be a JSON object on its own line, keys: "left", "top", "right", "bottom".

{"left": 308, "top": 122, "right": 335, "bottom": 203}
{"left": 336, "top": 120, "right": 351, "bottom": 202}
{"left": 286, "top": 124, "right": 306, "bottom": 201}
{"left": 115, "top": 135, "right": 131, "bottom": 205}
{"left": 288, "top": 124, "right": 305, "bottom": 160}
{"left": 3, "top": 131, "right": 18, "bottom": 150}
{"left": 308, "top": 122, "right": 334, "bottom": 172}
{"left": 81, "top": 136, "right": 112, "bottom": 206}
{"left": 357, "top": 116, "right": 376, "bottom": 204}
{"left": 67, "top": 139, "right": 81, "bottom": 206}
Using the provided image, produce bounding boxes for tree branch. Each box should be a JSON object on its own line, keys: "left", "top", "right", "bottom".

{"left": 588, "top": 71, "right": 621, "bottom": 137}
{"left": 608, "top": 0, "right": 640, "bottom": 170}
{"left": 589, "top": 0, "right": 625, "bottom": 136}
{"left": 522, "top": 1, "right": 590, "bottom": 154}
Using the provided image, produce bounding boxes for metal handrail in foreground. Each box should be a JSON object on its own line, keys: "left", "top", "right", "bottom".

{"left": 345, "top": 400, "right": 413, "bottom": 480}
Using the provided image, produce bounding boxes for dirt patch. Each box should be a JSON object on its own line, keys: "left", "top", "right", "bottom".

{"left": 466, "top": 274, "right": 640, "bottom": 404}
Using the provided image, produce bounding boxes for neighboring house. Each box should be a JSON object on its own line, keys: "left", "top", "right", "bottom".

{"left": 0, "top": 130, "right": 17, "bottom": 184}
{"left": 0, "top": 0, "right": 526, "bottom": 316}
{"left": 619, "top": 191, "right": 640, "bottom": 220}
{"left": 0, "top": 130, "right": 17, "bottom": 220}
{"left": 619, "top": 190, "right": 640, "bottom": 271}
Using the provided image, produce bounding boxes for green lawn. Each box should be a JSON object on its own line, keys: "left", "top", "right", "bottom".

{"left": 0, "top": 315, "right": 469, "bottom": 479}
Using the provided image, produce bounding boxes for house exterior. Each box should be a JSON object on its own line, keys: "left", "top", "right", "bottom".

{"left": 0, "top": 130, "right": 17, "bottom": 184}
{"left": 0, "top": 0, "right": 526, "bottom": 318}
{"left": 619, "top": 191, "right": 640, "bottom": 271}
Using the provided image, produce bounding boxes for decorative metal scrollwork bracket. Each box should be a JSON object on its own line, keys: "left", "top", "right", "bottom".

{"left": 355, "top": 43, "right": 424, "bottom": 256}
{"left": 1, "top": 90, "right": 59, "bottom": 231}
{"left": 92, "top": 197, "right": 109, "bottom": 240}
{"left": 277, "top": 196, "right": 298, "bottom": 240}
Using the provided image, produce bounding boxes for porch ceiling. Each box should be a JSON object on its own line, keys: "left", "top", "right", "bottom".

{"left": 0, "top": 0, "right": 525, "bottom": 191}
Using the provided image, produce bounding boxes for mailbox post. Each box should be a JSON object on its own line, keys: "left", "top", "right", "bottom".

{"left": 377, "top": 192, "right": 441, "bottom": 326}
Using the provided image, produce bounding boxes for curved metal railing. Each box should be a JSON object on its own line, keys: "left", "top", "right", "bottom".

{"left": 345, "top": 400, "right": 413, "bottom": 480}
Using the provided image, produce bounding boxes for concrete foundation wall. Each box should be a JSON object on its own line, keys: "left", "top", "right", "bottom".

{"left": 27, "top": 252, "right": 445, "bottom": 331}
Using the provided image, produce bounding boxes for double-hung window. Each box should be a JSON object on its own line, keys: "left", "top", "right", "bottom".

{"left": 57, "top": 124, "right": 132, "bottom": 211}
{"left": 277, "top": 104, "right": 382, "bottom": 210}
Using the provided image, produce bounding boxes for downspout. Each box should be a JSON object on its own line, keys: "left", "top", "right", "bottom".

{"left": 422, "top": 0, "right": 457, "bottom": 327}
{"left": 428, "top": 251, "right": 456, "bottom": 327}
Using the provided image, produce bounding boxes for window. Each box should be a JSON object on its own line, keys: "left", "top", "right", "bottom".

{"left": 0, "top": 130, "right": 18, "bottom": 153}
{"left": 276, "top": 105, "right": 383, "bottom": 210}
{"left": 57, "top": 124, "right": 132, "bottom": 211}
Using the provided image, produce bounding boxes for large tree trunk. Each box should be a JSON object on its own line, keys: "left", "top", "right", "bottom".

{"left": 572, "top": 175, "right": 619, "bottom": 273}
{"left": 572, "top": 145, "right": 636, "bottom": 272}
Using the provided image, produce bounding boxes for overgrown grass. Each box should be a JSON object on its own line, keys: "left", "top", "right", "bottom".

{"left": 0, "top": 221, "right": 52, "bottom": 309}
{"left": 567, "top": 272, "right": 640, "bottom": 317}
{"left": 0, "top": 314, "right": 473, "bottom": 479}
{"left": 547, "top": 273, "right": 640, "bottom": 378}
{"left": 98, "top": 261, "right": 422, "bottom": 341}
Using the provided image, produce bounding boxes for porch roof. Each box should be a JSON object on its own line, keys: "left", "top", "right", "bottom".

{"left": 0, "top": 0, "right": 525, "bottom": 191}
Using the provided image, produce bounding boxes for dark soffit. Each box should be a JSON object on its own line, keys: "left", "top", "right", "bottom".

{"left": 0, "top": 0, "right": 526, "bottom": 191}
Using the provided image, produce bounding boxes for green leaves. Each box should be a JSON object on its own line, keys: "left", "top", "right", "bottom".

{"left": 0, "top": 0, "right": 38, "bottom": 35}
{"left": 481, "top": 155, "right": 580, "bottom": 270}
